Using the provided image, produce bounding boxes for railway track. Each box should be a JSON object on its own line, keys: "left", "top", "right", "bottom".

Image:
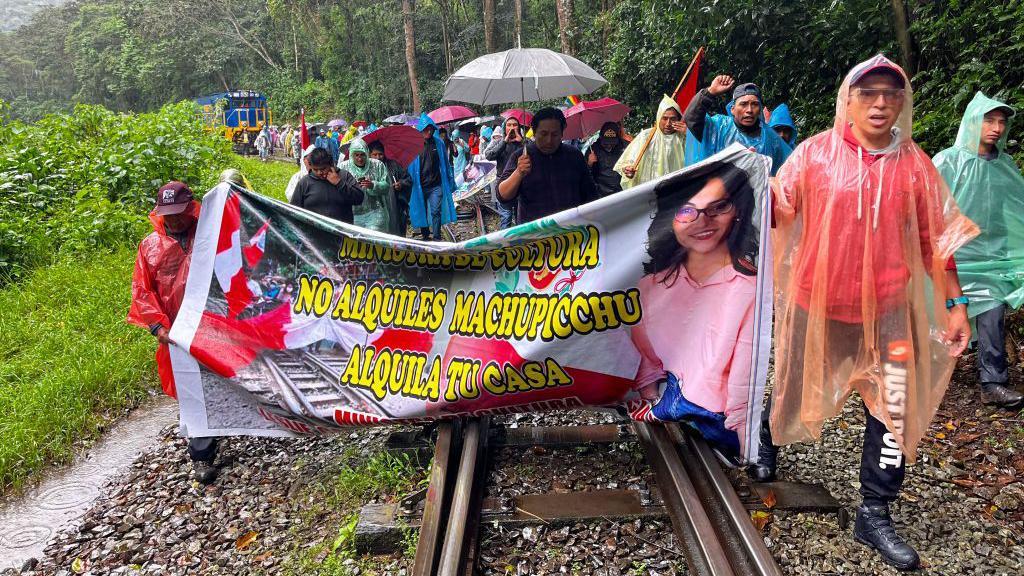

{"left": 236, "top": 348, "right": 384, "bottom": 422}
{"left": 406, "top": 417, "right": 785, "bottom": 576}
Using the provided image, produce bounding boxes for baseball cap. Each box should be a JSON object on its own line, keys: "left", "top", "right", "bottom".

{"left": 849, "top": 54, "right": 906, "bottom": 87}
{"left": 154, "top": 181, "right": 194, "bottom": 216}
{"left": 732, "top": 83, "right": 762, "bottom": 103}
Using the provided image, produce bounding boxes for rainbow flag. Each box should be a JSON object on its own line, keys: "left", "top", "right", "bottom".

{"left": 565, "top": 95, "right": 581, "bottom": 107}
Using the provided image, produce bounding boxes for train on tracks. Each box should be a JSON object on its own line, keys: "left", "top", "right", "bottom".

{"left": 195, "top": 90, "right": 273, "bottom": 155}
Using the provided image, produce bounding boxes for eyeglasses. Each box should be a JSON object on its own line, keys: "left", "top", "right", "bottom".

{"left": 852, "top": 88, "right": 905, "bottom": 104}
{"left": 675, "top": 199, "right": 734, "bottom": 223}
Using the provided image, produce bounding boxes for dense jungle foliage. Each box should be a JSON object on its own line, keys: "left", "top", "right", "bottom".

{"left": 2, "top": 0, "right": 1023, "bottom": 159}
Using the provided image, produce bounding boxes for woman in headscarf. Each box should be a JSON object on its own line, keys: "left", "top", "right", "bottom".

{"left": 338, "top": 138, "right": 392, "bottom": 233}
{"left": 615, "top": 96, "right": 687, "bottom": 189}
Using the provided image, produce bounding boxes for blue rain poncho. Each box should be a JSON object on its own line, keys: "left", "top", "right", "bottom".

{"left": 934, "top": 92, "right": 1024, "bottom": 317}
{"left": 408, "top": 114, "right": 457, "bottom": 230}
{"left": 339, "top": 138, "right": 393, "bottom": 233}
{"left": 685, "top": 92, "right": 791, "bottom": 175}
{"left": 451, "top": 128, "right": 471, "bottom": 178}
{"left": 768, "top": 103, "right": 798, "bottom": 148}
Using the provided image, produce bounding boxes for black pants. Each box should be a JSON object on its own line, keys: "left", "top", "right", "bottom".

{"left": 762, "top": 307, "right": 907, "bottom": 505}
{"left": 188, "top": 437, "right": 218, "bottom": 463}
{"left": 976, "top": 304, "right": 1008, "bottom": 385}
{"left": 761, "top": 398, "right": 904, "bottom": 505}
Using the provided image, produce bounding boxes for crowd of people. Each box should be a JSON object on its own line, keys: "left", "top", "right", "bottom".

{"left": 128, "top": 54, "right": 1024, "bottom": 572}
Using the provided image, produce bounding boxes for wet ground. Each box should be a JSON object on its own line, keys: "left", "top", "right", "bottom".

{"left": 0, "top": 397, "right": 177, "bottom": 572}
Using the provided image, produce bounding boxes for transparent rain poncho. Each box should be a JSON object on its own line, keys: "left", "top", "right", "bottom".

{"left": 933, "top": 92, "right": 1024, "bottom": 317}
{"left": 339, "top": 138, "right": 393, "bottom": 233}
{"left": 770, "top": 55, "right": 979, "bottom": 459}
{"left": 614, "top": 95, "right": 687, "bottom": 189}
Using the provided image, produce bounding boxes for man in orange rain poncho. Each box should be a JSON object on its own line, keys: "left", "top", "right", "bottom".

{"left": 750, "top": 55, "right": 978, "bottom": 571}
{"left": 127, "top": 181, "right": 219, "bottom": 485}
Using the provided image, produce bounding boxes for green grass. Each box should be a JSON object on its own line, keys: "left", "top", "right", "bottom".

{"left": 0, "top": 152, "right": 295, "bottom": 493}
{"left": 0, "top": 248, "right": 154, "bottom": 491}
{"left": 284, "top": 450, "right": 426, "bottom": 576}
{"left": 228, "top": 155, "right": 298, "bottom": 202}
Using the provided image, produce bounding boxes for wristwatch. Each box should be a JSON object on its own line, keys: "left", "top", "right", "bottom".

{"left": 945, "top": 296, "right": 969, "bottom": 309}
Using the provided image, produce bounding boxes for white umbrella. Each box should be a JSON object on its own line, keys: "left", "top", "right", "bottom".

{"left": 442, "top": 48, "right": 607, "bottom": 106}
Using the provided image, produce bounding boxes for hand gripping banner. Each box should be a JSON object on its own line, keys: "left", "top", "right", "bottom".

{"left": 168, "top": 144, "right": 773, "bottom": 463}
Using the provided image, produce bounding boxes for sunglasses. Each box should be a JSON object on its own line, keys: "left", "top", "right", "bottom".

{"left": 675, "top": 199, "right": 735, "bottom": 224}
{"left": 852, "top": 88, "right": 905, "bottom": 104}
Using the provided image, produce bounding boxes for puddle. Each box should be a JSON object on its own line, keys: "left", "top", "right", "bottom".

{"left": 0, "top": 397, "right": 178, "bottom": 570}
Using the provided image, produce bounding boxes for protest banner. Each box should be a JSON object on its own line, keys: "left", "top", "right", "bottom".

{"left": 168, "top": 144, "right": 772, "bottom": 462}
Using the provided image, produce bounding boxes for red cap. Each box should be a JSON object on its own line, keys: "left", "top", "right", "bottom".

{"left": 154, "top": 181, "right": 194, "bottom": 216}
{"left": 849, "top": 55, "right": 906, "bottom": 88}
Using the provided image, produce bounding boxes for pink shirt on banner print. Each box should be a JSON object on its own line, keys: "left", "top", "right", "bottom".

{"left": 629, "top": 264, "right": 756, "bottom": 431}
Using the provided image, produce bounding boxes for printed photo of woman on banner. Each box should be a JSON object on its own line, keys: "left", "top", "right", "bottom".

{"left": 628, "top": 162, "right": 760, "bottom": 464}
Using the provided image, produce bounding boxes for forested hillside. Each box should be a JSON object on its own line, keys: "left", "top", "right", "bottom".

{"left": 1, "top": 0, "right": 1022, "bottom": 154}
{"left": 0, "top": 0, "right": 63, "bottom": 32}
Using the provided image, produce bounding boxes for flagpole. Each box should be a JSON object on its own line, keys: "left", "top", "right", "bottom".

{"left": 629, "top": 47, "right": 705, "bottom": 173}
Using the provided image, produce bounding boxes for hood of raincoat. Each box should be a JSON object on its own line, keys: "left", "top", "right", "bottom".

{"left": 953, "top": 92, "right": 1015, "bottom": 156}
{"left": 934, "top": 92, "right": 1024, "bottom": 318}
{"left": 481, "top": 126, "right": 494, "bottom": 140}
{"left": 408, "top": 113, "right": 458, "bottom": 230}
{"left": 657, "top": 94, "right": 682, "bottom": 120}
{"left": 768, "top": 103, "right": 798, "bottom": 145}
{"left": 768, "top": 53, "right": 979, "bottom": 461}
{"left": 417, "top": 113, "right": 439, "bottom": 133}
{"left": 613, "top": 96, "right": 686, "bottom": 189}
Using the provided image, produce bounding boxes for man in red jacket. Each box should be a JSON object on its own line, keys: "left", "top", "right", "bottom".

{"left": 752, "top": 55, "right": 978, "bottom": 570}
{"left": 127, "top": 181, "right": 218, "bottom": 484}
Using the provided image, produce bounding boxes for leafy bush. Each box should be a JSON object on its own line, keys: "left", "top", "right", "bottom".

{"left": 0, "top": 99, "right": 231, "bottom": 279}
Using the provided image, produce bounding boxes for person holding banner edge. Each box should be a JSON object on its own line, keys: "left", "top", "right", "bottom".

{"left": 127, "top": 181, "right": 219, "bottom": 485}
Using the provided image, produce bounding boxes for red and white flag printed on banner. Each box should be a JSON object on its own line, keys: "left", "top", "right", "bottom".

{"left": 243, "top": 221, "right": 269, "bottom": 267}
{"left": 213, "top": 193, "right": 255, "bottom": 318}
{"left": 170, "top": 149, "right": 774, "bottom": 465}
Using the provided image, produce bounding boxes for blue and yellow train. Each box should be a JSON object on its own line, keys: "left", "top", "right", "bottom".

{"left": 195, "top": 90, "right": 273, "bottom": 154}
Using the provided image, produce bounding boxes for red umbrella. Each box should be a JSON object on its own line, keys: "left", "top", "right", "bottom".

{"left": 352, "top": 120, "right": 369, "bottom": 129}
{"left": 563, "top": 98, "right": 631, "bottom": 140}
{"left": 428, "top": 105, "right": 477, "bottom": 125}
{"left": 501, "top": 108, "right": 533, "bottom": 126}
{"left": 362, "top": 125, "right": 425, "bottom": 168}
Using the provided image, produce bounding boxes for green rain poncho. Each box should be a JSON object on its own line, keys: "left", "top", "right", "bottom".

{"left": 613, "top": 95, "right": 687, "bottom": 189}
{"left": 934, "top": 92, "right": 1024, "bottom": 317}
{"left": 339, "top": 138, "right": 393, "bottom": 233}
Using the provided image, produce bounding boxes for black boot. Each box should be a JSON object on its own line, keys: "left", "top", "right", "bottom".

{"left": 746, "top": 423, "right": 778, "bottom": 482}
{"left": 192, "top": 461, "right": 219, "bottom": 485}
{"left": 853, "top": 504, "right": 920, "bottom": 571}
{"left": 980, "top": 383, "right": 1024, "bottom": 410}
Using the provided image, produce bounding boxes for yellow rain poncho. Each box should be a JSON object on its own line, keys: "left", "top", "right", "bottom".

{"left": 614, "top": 95, "right": 686, "bottom": 189}
{"left": 770, "top": 55, "right": 978, "bottom": 460}
{"left": 934, "top": 92, "right": 1024, "bottom": 317}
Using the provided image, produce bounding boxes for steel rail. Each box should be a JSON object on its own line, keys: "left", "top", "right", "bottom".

{"left": 670, "top": 424, "right": 784, "bottom": 576}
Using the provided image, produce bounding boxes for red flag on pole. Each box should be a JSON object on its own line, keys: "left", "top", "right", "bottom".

{"left": 672, "top": 46, "right": 705, "bottom": 113}
{"left": 300, "top": 107, "right": 310, "bottom": 150}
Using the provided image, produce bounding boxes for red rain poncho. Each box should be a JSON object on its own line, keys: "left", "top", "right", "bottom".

{"left": 770, "top": 55, "right": 979, "bottom": 459}
{"left": 126, "top": 201, "right": 201, "bottom": 398}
